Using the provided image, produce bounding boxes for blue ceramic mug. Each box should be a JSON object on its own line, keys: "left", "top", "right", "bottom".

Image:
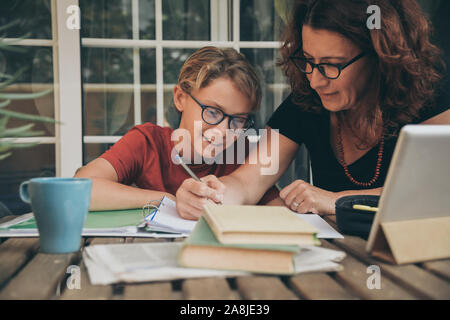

{"left": 19, "top": 177, "right": 92, "bottom": 254}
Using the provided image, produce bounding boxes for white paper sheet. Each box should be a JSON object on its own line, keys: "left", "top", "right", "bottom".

{"left": 297, "top": 214, "right": 344, "bottom": 239}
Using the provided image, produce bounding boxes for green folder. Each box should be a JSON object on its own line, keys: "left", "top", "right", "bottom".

{"left": 6, "top": 208, "right": 143, "bottom": 230}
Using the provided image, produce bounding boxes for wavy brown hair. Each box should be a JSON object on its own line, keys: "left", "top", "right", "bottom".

{"left": 279, "top": 0, "right": 445, "bottom": 144}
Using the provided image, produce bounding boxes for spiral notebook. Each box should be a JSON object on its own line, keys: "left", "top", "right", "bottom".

{"left": 141, "top": 196, "right": 197, "bottom": 234}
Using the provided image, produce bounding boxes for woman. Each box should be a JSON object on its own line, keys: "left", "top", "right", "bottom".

{"left": 175, "top": 0, "right": 450, "bottom": 218}
{"left": 75, "top": 47, "right": 280, "bottom": 212}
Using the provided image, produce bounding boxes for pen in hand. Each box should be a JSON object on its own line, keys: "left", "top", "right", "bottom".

{"left": 175, "top": 154, "right": 223, "bottom": 205}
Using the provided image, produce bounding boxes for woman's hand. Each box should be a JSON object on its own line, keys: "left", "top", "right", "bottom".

{"left": 175, "top": 175, "right": 225, "bottom": 220}
{"left": 279, "top": 180, "right": 339, "bottom": 215}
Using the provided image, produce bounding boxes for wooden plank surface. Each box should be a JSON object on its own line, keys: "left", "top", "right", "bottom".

{"left": 290, "top": 273, "right": 358, "bottom": 300}
{"left": 60, "top": 237, "right": 124, "bottom": 300}
{"left": 132, "top": 237, "right": 168, "bottom": 243}
{"left": 0, "top": 251, "right": 78, "bottom": 299}
{"left": 0, "top": 238, "right": 39, "bottom": 288}
{"left": 1, "top": 229, "right": 447, "bottom": 300}
{"left": 321, "top": 240, "right": 417, "bottom": 299}
{"left": 86, "top": 237, "right": 125, "bottom": 246}
{"left": 121, "top": 282, "right": 174, "bottom": 300}
{"left": 332, "top": 235, "right": 450, "bottom": 299}
{"left": 0, "top": 215, "right": 19, "bottom": 245}
{"left": 182, "top": 277, "right": 238, "bottom": 300}
{"left": 421, "top": 260, "right": 450, "bottom": 282}
{"left": 59, "top": 260, "right": 113, "bottom": 300}
{"left": 236, "top": 276, "right": 298, "bottom": 300}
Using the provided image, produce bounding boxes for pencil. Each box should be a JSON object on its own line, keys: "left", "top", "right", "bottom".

{"left": 353, "top": 204, "right": 378, "bottom": 212}
{"left": 175, "top": 154, "right": 201, "bottom": 182}
{"left": 175, "top": 154, "right": 222, "bottom": 205}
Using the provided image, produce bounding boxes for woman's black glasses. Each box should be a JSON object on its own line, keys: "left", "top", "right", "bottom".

{"left": 289, "top": 48, "right": 366, "bottom": 79}
{"left": 187, "top": 92, "right": 254, "bottom": 131}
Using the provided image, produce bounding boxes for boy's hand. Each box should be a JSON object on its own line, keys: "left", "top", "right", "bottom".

{"left": 175, "top": 175, "right": 225, "bottom": 220}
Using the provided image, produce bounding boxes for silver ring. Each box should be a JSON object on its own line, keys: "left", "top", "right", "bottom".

{"left": 292, "top": 201, "right": 299, "bottom": 209}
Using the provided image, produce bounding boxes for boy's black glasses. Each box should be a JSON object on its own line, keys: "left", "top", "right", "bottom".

{"left": 187, "top": 92, "right": 254, "bottom": 131}
{"left": 289, "top": 47, "right": 366, "bottom": 79}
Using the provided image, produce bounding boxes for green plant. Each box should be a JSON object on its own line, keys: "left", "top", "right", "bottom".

{"left": 0, "top": 20, "right": 55, "bottom": 160}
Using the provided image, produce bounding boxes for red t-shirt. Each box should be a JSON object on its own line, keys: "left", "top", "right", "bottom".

{"left": 100, "top": 123, "right": 279, "bottom": 204}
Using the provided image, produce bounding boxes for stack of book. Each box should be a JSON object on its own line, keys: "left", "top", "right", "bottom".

{"left": 178, "top": 204, "right": 320, "bottom": 275}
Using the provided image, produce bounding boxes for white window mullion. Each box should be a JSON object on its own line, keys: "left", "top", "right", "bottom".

{"left": 210, "top": 0, "right": 219, "bottom": 41}
{"left": 211, "top": 0, "right": 229, "bottom": 41}
{"left": 81, "top": 38, "right": 157, "bottom": 48}
{"left": 238, "top": 41, "right": 281, "bottom": 48}
{"left": 81, "top": 38, "right": 240, "bottom": 49}
{"left": 84, "top": 136, "right": 121, "bottom": 144}
{"left": 132, "top": 0, "right": 142, "bottom": 125}
{"left": 155, "top": 0, "right": 164, "bottom": 126}
{"left": 55, "top": 0, "right": 83, "bottom": 177}
{"left": 51, "top": 0, "right": 60, "bottom": 176}
{"left": 3, "top": 39, "right": 54, "bottom": 47}
{"left": 0, "top": 137, "right": 56, "bottom": 144}
{"left": 233, "top": 0, "right": 240, "bottom": 52}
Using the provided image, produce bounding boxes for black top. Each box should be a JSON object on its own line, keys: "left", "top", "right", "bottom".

{"left": 267, "top": 78, "right": 450, "bottom": 192}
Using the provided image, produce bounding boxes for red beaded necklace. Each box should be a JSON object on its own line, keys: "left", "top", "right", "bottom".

{"left": 336, "top": 120, "right": 384, "bottom": 187}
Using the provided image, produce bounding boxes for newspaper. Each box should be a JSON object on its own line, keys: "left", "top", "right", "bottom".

{"left": 83, "top": 242, "right": 247, "bottom": 285}
{"left": 83, "top": 242, "right": 346, "bottom": 285}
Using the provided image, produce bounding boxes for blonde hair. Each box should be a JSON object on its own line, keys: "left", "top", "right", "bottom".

{"left": 177, "top": 46, "right": 262, "bottom": 111}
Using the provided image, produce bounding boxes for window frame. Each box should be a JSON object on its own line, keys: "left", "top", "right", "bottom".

{"left": 2, "top": 0, "right": 289, "bottom": 177}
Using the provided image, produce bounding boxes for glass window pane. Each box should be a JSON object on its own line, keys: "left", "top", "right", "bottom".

{"left": 140, "top": 49, "right": 156, "bottom": 84}
{"left": 241, "top": 48, "right": 289, "bottom": 128}
{"left": 140, "top": 48, "right": 157, "bottom": 125}
{"left": 1, "top": 46, "right": 55, "bottom": 136}
{"left": 162, "top": 0, "right": 210, "bottom": 40}
{"left": 163, "top": 48, "right": 196, "bottom": 128}
{"left": 139, "top": 0, "right": 156, "bottom": 40}
{"left": 0, "top": 144, "right": 55, "bottom": 214}
{"left": 163, "top": 48, "right": 196, "bottom": 84}
{"left": 82, "top": 48, "right": 134, "bottom": 135}
{"left": 80, "top": 0, "right": 132, "bottom": 39}
{"left": 0, "top": 0, "right": 52, "bottom": 39}
{"left": 164, "top": 89, "right": 180, "bottom": 128}
{"left": 240, "top": 0, "right": 292, "bottom": 41}
{"left": 82, "top": 48, "right": 134, "bottom": 84}
{"left": 141, "top": 91, "right": 157, "bottom": 124}
{"left": 83, "top": 91, "right": 134, "bottom": 136}
{"left": 84, "top": 143, "right": 114, "bottom": 164}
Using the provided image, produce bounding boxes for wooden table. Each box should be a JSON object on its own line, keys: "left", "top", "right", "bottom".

{"left": 0, "top": 215, "right": 449, "bottom": 300}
